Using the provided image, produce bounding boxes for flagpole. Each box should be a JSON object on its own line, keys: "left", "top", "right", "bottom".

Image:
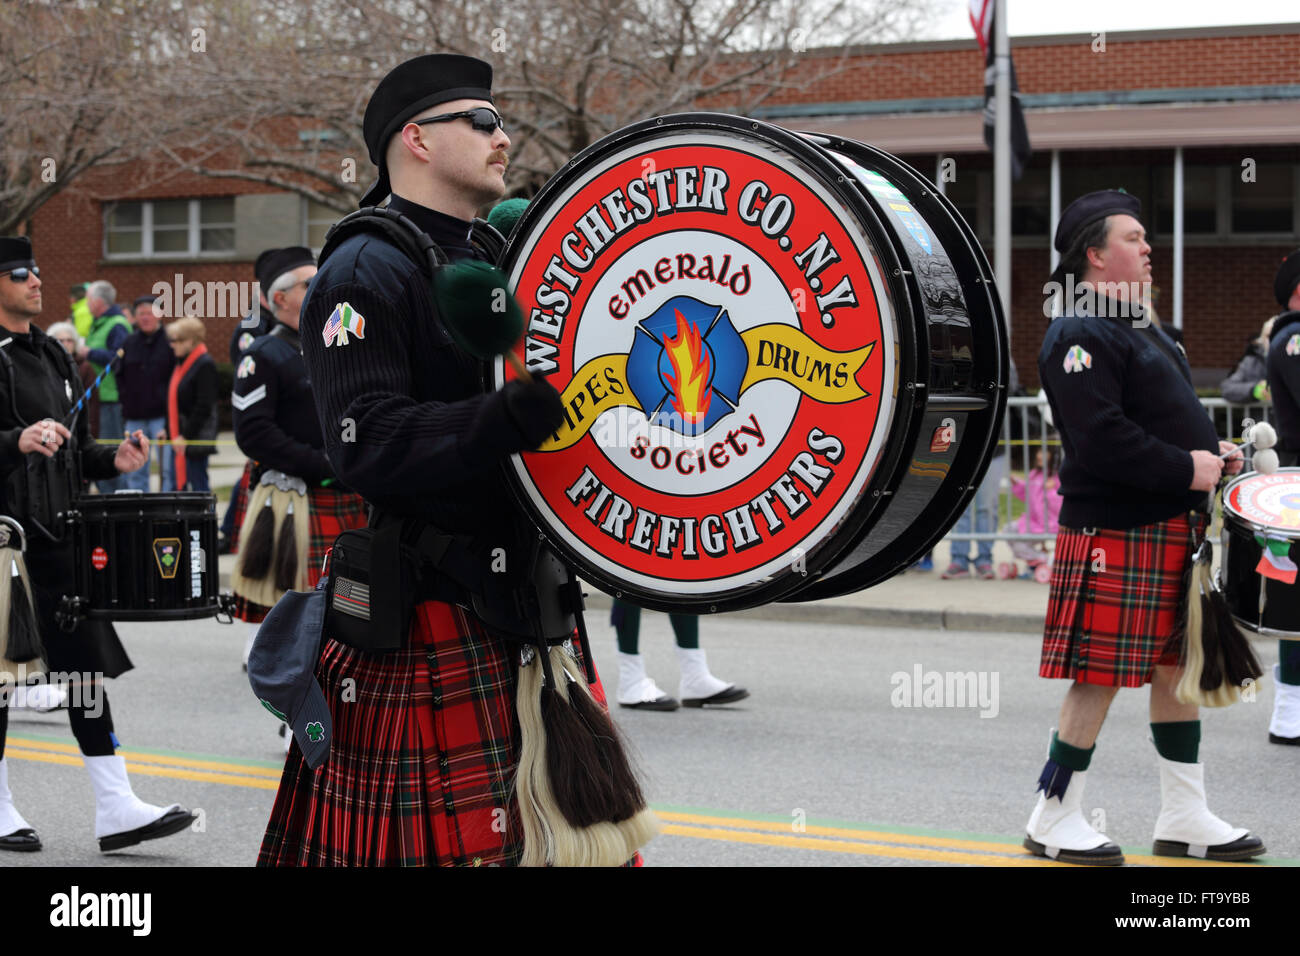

{"left": 994, "top": 0, "right": 1011, "bottom": 341}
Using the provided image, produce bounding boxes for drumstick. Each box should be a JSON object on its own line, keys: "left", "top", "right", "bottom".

{"left": 1220, "top": 422, "right": 1277, "bottom": 459}
{"left": 62, "top": 348, "right": 124, "bottom": 428}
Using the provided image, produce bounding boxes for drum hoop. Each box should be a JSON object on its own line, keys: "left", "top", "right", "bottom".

{"left": 494, "top": 112, "right": 914, "bottom": 611}
{"left": 1222, "top": 468, "right": 1300, "bottom": 539}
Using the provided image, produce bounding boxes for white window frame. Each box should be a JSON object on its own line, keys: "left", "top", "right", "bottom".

{"left": 103, "top": 198, "right": 236, "bottom": 259}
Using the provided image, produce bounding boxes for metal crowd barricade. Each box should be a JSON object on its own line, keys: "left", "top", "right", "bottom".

{"left": 941, "top": 396, "right": 1273, "bottom": 551}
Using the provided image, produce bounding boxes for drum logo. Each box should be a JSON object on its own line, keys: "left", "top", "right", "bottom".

{"left": 91, "top": 546, "right": 108, "bottom": 571}
{"left": 152, "top": 538, "right": 182, "bottom": 580}
{"left": 503, "top": 135, "right": 895, "bottom": 601}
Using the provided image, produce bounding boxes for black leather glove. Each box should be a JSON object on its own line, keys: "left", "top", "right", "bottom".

{"left": 501, "top": 377, "right": 566, "bottom": 449}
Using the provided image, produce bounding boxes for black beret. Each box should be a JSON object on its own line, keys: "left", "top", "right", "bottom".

{"left": 255, "top": 246, "right": 315, "bottom": 292}
{"left": 1053, "top": 189, "right": 1141, "bottom": 254}
{"left": 1275, "top": 249, "right": 1300, "bottom": 308}
{"left": 0, "top": 236, "right": 35, "bottom": 273}
{"left": 360, "top": 54, "right": 494, "bottom": 207}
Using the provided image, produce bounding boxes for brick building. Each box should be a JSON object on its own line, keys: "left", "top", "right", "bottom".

{"left": 22, "top": 21, "right": 1300, "bottom": 386}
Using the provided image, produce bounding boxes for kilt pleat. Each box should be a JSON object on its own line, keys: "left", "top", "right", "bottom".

{"left": 228, "top": 462, "right": 253, "bottom": 554}
{"left": 258, "top": 601, "right": 523, "bottom": 866}
{"left": 232, "top": 484, "right": 368, "bottom": 624}
{"left": 1041, "top": 513, "right": 1203, "bottom": 687}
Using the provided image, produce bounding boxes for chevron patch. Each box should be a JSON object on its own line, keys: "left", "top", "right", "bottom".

{"left": 231, "top": 384, "right": 267, "bottom": 411}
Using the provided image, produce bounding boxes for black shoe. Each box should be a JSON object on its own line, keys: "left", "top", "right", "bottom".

{"left": 99, "top": 807, "right": 197, "bottom": 853}
{"left": 1153, "top": 833, "right": 1266, "bottom": 862}
{"left": 1022, "top": 835, "right": 1124, "bottom": 866}
{"left": 0, "top": 828, "right": 41, "bottom": 852}
{"left": 619, "top": 694, "right": 680, "bottom": 711}
{"left": 682, "top": 685, "right": 750, "bottom": 708}
{"left": 1269, "top": 732, "right": 1300, "bottom": 746}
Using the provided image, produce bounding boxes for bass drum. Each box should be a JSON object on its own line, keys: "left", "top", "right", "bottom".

{"left": 496, "top": 112, "right": 1006, "bottom": 612}
{"left": 1221, "top": 468, "right": 1300, "bottom": 638}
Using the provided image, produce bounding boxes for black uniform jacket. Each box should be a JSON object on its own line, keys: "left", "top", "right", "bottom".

{"left": 1266, "top": 311, "right": 1300, "bottom": 459}
{"left": 232, "top": 323, "right": 332, "bottom": 482}
{"left": 299, "top": 196, "right": 534, "bottom": 553}
{"left": 1038, "top": 303, "right": 1219, "bottom": 530}
{"left": 0, "top": 325, "right": 131, "bottom": 676}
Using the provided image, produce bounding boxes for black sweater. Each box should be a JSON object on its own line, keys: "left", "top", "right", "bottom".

{"left": 1266, "top": 312, "right": 1300, "bottom": 454}
{"left": 299, "top": 195, "right": 532, "bottom": 538}
{"left": 118, "top": 327, "right": 175, "bottom": 419}
{"left": 1038, "top": 305, "right": 1219, "bottom": 529}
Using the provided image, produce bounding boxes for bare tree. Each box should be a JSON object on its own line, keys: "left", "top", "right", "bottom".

{"left": 2, "top": 0, "right": 940, "bottom": 229}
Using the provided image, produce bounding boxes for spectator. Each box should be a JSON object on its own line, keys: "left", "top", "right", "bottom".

{"left": 1220, "top": 316, "right": 1275, "bottom": 406}
{"left": 117, "top": 295, "right": 174, "bottom": 491}
{"left": 1000, "top": 445, "right": 1064, "bottom": 582}
{"left": 68, "top": 283, "right": 93, "bottom": 338}
{"left": 44, "top": 321, "right": 100, "bottom": 439}
{"left": 78, "top": 280, "right": 133, "bottom": 493}
{"left": 163, "top": 317, "right": 218, "bottom": 492}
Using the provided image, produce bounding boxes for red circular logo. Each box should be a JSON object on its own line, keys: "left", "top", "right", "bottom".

{"left": 1226, "top": 469, "right": 1300, "bottom": 532}
{"left": 91, "top": 546, "right": 108, "bottom": 570}
{"left": 500, "top": 129, "right": 897, "bottom": 605}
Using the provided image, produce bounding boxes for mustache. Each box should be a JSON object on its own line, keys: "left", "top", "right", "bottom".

{"left": 489, "top": 151, "right": 509, "bottom": 169}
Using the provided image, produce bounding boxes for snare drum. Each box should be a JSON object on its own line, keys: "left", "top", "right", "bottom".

{"left": 70, "top": 492, "right": 221, "bottom": 621}
{"left": 1221, "top": 468, "right": 1300, "bottom": 638}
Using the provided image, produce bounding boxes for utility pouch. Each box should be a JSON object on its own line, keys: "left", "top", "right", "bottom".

{"left": 323, "top": 522, "right": 418, "bottom": 654}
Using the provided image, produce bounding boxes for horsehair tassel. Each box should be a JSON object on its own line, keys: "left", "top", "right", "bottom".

{"left": 238, "top": 493, "right": 277, "bottom": 581}
{"left": 273, "top": 498, "right": 298, "bottom": 592}
{"left": 62, "top": 348, "right": 125, "bottom": 428}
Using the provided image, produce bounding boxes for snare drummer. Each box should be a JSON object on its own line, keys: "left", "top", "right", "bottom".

{"left": 1023, "top": 192, "right": 1264, "bottom": 864}
{"left": 0, "top": 235, "right": 197, "bottom": 854}
{"left": 1262, "top": 247, "right": 1300, "bottom": 745}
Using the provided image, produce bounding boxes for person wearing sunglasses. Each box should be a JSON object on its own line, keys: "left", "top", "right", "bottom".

{"left": 256, "top": 55, "right": 652, "bottom": 869}
{"left": 0, "top": 235, "right": 196, "bottom": 856}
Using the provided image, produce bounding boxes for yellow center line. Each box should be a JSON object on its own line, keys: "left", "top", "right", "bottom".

{"left": 2, "top": 739, "right": 1270, "bottom": 866}
{"left": 7, "top": 736, "right": 282, "bottom": 778}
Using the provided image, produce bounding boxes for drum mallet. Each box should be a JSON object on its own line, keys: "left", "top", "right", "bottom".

{"left": 1221, "top": 422, "right": 1278, "bottom": 475}
{"left": 433, "top": 260, "right": 532, "bottom": 382}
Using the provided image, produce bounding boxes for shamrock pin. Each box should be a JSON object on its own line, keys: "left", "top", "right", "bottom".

{"left": 305, "top": 721, "right": 325, "bottom": 742}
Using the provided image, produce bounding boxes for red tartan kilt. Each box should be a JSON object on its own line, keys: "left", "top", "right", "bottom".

{"left": 256, "top": 602, "right": 637, "bottom": 867}
{"left": 228, "top": 462, "right": 253, "bottom": 554}
{"left": 1040, "top": 512, "right": 1203, "bottom": 688}
{"left": 232, "top": 484, "right": 368, "bottom": 624}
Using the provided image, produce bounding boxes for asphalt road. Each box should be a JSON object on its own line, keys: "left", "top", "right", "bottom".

{"left": 3, "top": 612, "right": 1296, "bottom": 868}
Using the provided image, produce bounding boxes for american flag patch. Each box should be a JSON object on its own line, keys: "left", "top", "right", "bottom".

{"left": 332, "top": 575, "right": 371, "bottom": 620}
{"left": 323, "top": 302, "right": 366, "bottom": 348}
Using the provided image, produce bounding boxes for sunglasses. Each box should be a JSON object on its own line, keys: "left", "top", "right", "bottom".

{"left": 1, "top": 266, "right": 38, "bottom": 283}
{"left": 414, "top": 107, "right": 505, "bottom": 135}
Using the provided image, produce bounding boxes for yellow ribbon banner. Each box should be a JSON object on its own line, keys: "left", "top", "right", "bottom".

{"left": 539, "top": 326, "right": 873, "bottom": 452}
{"left": 739, "top": 324, "right": 873, "bottom": 403}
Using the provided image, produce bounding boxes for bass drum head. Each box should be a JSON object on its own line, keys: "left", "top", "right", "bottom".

{"left": 497, "top": 113, "right": 913, "bottom": 612}
{"left": 1221, "top": 467, "right": 1300, "bottom": 636}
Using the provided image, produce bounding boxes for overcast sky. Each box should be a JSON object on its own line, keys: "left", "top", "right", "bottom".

{"left": 925, "top": 0, "right": 1299, "bottom": 39}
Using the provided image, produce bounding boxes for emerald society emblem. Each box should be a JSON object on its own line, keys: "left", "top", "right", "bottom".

{"left": 305, "top": 721, "right": 325, "bottom": 742}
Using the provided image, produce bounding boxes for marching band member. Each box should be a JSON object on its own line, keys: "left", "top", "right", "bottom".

{"left": 611, "top": 598, "right": 749, "bottom": 710}
{"left": 0, "top": 235, "right": 196, "bottom": 854}
{"left": 257, "top": 55, "right": 654, "bottom": 866}
{"left": 1263, "top": 248, "right": 1300, "bottom": 745}
{"left": 229, "top": 247, "right": 367, "bottom": 693}
{"left": 1024, "top": 192, "right": 1263, "bottom": 864}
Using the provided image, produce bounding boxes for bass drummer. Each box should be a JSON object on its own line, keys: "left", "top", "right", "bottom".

{"left": 0, "top": 235, "right": 197, "bottom": 854}
{"left": 1262, "top": 248, "right": 1300, "bottom": 745}
{"left": 1023, "top": 192, "right": 1263, "bottom": 865}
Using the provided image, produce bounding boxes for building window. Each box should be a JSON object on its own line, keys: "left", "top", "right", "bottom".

{"left": 1012, "top": 167, "right": 1050, "bottom": 236}
{"left": 1153, "top": 166, "right": 1218, "bottom": 236}
{"left": 303, "top": 198, "right": 340, "bottom": 253}
{"left": 103, "top": 198, "right": 236, "bottom": 258}
{"left": 1232, "top": 164, "right": 1294, "bottom": 234}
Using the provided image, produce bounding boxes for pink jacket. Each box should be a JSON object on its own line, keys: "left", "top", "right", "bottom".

{"left": 1010, "top": 469, "right": 1062, "bottom": 535}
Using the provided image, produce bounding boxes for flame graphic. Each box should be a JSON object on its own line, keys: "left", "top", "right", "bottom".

{"left": 662, "top": 308, "right": 712, "bottom": 424}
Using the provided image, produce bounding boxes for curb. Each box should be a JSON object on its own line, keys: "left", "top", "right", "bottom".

{"left": 215, "top": 570, "right": 1046, "bottom": 633}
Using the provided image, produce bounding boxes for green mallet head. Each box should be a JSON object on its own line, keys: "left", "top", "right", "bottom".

{"left": 432, "top": 260, "right": 524, "bottom": 360}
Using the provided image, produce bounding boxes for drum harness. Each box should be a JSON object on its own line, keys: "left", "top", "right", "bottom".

{"left": 315, "top": 207, "right": 595, "bottom": 685}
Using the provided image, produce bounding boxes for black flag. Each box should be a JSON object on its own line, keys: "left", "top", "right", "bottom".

{"left": 970, "top": 0, "right": 1031, "bottom": 181}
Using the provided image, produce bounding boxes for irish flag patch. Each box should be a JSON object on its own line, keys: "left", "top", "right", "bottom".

{"left": 1255, "top": 533, "right": 1298, "bottom": 585}
{"left": 324, "top": 302, "right": 366, "bottom": 348}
